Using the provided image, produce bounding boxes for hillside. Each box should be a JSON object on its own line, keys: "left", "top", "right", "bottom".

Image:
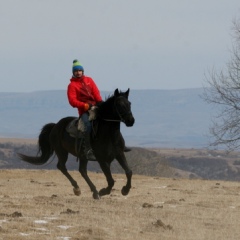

{"left": 1, "top": 138, "right": 240, "bottom": 181}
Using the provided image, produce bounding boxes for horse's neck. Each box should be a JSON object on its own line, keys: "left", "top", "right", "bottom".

{"left": 98, "top": 103, "right": 116, "bottom": 120}
{"left": 100, "top": 119, "right": 120, "bottom": 128}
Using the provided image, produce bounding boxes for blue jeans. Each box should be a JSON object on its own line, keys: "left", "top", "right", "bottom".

{"left": 80, "top": 113, "right": 91, "bottom": 133}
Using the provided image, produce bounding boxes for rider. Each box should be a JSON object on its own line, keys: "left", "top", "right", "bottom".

{"left": 67, "top": 59, "right": 102, "bottom": 161}
{"left": 67, "top": 59, "right": 131, "bottom": 161}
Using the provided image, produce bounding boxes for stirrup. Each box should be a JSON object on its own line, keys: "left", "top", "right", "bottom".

{"left": 86, "top": 149, "right": 96, "bottom": 161}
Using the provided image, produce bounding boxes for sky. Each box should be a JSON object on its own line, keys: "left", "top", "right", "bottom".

{"left": 0, "top": 0, "right": 240, "bottom": 92}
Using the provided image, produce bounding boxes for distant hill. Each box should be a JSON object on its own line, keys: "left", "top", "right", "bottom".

{"left": 0, "top": 88, "right": 215, "bottom": 148}
{"left": 1, "top": 140, "right": 240, "bottom": 181}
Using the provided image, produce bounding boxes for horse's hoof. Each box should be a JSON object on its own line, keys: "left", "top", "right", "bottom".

{"left": 121, "top": 186, "right": 130, "bottom": 196}
{"left": 73, "top": 187, "right": 81, "bottom": 196}
{"left": 93, "top": 192, "right": 100, "bottom": 200}
{"left": 99, "top": 188, "right": 111, "bottom": 196}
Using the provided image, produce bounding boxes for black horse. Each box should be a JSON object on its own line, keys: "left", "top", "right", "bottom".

{"left": 18, "top": 88, "right": 135, "bottom": 199}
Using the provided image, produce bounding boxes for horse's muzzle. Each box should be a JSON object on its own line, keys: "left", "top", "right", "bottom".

{"left": 125, "top": 116, "right": 135, "bottom": 127}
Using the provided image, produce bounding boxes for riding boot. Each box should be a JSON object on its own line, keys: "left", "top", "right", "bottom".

{"left": 83, "top": 132, "right": 96, "bottom": 161}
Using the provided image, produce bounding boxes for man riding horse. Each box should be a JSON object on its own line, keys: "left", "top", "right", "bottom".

{"left": 67, "top": 60, "right": 130, "bottom": 161}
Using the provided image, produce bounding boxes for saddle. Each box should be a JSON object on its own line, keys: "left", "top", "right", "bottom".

{"left": 66, "top": 107, "right": 99, "bottom": 139}
{"left": 66, "top": 118, "right": 98, "bottom": 139}
{"left": 65, "top": 110, "right": 99, "bottom": 160}
{"left": 66, "top": 118, "right": 84, "bottom": 138}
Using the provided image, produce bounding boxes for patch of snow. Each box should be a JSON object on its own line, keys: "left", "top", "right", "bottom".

{"left": 19, "top": 233, "right": 30, "bottom": 236}
{"left": 153, "top": 186, "right": 167, "bottom": 189}
{"left": 34, "top": 220, "right": 48, "bottom": 224}
{"left": 154, "top": 201, "right": 165, "bottom": 204}
{"left": 0, "top": 219, "right": 8, "bottom": 224}
{"left": 57, "top": 225, "right": 72, "bottom": 230}
{"left": 57, "top": 237, "right": 71, "bottom": 240}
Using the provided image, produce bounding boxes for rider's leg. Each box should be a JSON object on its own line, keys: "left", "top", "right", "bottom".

{"left": 80, "top": 113, "right": 96, "bottom": 161}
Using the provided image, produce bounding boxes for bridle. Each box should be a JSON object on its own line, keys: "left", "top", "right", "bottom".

{"left": 102, "top": 96, "right": 131, "bottom": 123}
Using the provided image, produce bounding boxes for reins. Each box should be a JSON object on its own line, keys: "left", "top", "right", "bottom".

{"left": 102, "top": 118, "right": 122, "bottom": 122}
{"left": 99, "top": 96, "right": 131, "bottom": 123}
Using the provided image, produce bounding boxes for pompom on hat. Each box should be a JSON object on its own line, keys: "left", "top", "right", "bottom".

{"left": 72, "top": 59, "right": 84, "bottom": 73}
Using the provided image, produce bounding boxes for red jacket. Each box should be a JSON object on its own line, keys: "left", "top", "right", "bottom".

{"left": 67, "top": 75, "right": 102, "bottom": 115}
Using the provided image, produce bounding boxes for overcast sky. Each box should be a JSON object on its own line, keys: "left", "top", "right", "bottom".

{"left": 0, "top": 0, "right": 240, "bottom": 92}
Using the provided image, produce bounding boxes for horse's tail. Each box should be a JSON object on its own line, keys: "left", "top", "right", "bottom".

{"left": 18, "top": 123, "right": 56, "bottom": 165}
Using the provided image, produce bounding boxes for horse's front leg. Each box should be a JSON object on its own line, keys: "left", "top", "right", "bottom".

{"left": 98, "top": 161, "right": 115, "bottom": 196}
{"left": 115, "top": 152, "right": 132, "bottom": 196}
{"left": 79, "top": 158, "right": 100, "bottom": 200}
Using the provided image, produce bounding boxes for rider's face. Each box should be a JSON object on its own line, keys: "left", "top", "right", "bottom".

{"left": 73, "top": 70, "right": 83, "bottom": 78}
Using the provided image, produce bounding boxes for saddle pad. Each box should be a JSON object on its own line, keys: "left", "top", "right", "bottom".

{"left": 66, "top": 118, "right": 84, "bottom": 138}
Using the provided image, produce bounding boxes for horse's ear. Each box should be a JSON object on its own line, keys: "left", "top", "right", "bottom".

{"left": 126, "top": 88, "right": 130, "bottom": 97}
{"left": 114, "top": 88, "right": 119, "bottom": 96}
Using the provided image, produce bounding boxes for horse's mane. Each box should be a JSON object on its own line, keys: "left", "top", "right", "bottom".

{"left": 98, "top": 95, "right": 114, "bottom": 116}
{"left": 104, "top": 90, "right": 126, "bottom": 102}
{"left": 97, "top": 90, "right": 126, "bottom": 118}
{"left": 104, "top": 94, "right": 114, "bottom": 102}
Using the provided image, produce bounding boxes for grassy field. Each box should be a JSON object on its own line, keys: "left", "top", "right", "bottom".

{"left": 0, "top": 169, "right": 239, "bottom": 240}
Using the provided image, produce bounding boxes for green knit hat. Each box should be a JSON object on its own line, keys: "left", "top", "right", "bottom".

{"left": 72, "top": 59, "right": 84, "bottom": 73}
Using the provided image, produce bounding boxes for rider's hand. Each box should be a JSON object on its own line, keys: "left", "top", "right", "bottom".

{"left": 84, "top": 103, "right": 93, "bottom": 111}
{"left": 88, "top": 103, "right": 93, "bottom": 110}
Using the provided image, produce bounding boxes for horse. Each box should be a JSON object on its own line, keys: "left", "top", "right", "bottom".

{"left": 18, "top": 88, "right": 135, "bottom": 199}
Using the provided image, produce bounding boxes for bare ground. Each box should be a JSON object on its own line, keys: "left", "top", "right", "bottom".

{"left": 0, "top": 169, "right": 240, "bottom": 240}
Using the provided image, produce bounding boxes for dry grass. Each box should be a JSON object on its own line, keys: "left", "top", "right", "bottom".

{"left": 0, "top": 169, "right": 240, "bottom": 240}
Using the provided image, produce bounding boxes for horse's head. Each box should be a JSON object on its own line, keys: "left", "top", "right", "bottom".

{"left": 113, "top": 88, "right": 135, "bottom": 127}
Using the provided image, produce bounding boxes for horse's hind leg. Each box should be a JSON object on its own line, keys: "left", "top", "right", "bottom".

{"left": 79, "top": 158, "right": 100, "bottom": 200}
{"left": 56, "top": 150, "right": 81, "bottom": 196}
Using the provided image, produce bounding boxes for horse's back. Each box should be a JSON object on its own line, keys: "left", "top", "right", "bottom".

{"left": 49, "top": 116, "right": 77, "bottom": 144}
{"left": 57, "top": 116, "right": 77, "bottom": 125}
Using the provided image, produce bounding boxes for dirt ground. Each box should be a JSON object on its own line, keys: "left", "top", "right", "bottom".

{"left": 0, "top": 169, "right": 240, "bottom": 240}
